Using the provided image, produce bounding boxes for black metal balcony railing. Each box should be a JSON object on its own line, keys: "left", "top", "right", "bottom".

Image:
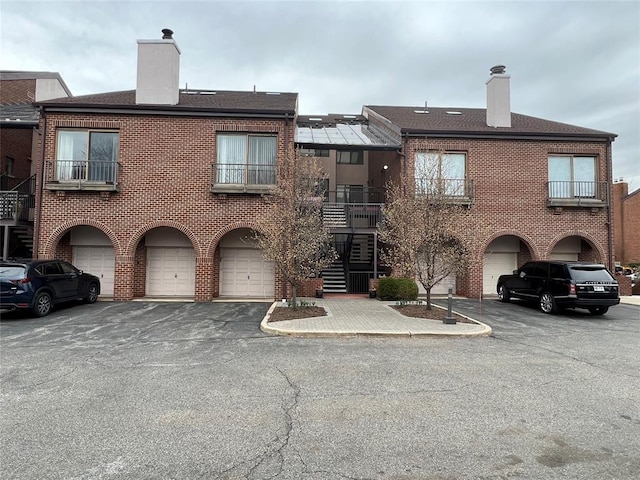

{"left": 0, "top": 175, "right": 36, "bottom": 223}
{"left": 210, "top": 163, "right": 277, "bottom": 188}
{"left": 45, "top": 160, "right": 119, "bottom": 190}
{"left": 325, "top": 188, "right": 385, "bottom": 204}
{"left": 415, "top": 178, "right": 474, "bottom": 200}
{"left": 547, "top": 181, "right": 608, "bottom": 206}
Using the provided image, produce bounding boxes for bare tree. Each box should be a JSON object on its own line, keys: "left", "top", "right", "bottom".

{"left": 379, "top": 151, "right": 481, "bottom": 309}
{"left": 254, "top": 151, "right": 337, "bottom": 308}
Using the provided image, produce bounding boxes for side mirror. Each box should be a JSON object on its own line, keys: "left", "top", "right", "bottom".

{"left": 512, "top": 270, "right": 519, "bottom": 275}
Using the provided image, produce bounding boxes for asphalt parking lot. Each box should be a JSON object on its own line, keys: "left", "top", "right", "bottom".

{"left": 1, "top": 299, "right": 639, "bottom": 479}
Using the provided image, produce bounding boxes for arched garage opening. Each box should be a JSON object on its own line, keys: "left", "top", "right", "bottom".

{"left": 134, "top": 227, "right": 195, "bottom": 297}
{"left": 217, "top": 228, "right": 275, "bottom": 298}
{"left": 483, "top": 235, "right": 534, "bottom": 295}
{"left": 550, "top": 236, "right": 601, "bottom": 262}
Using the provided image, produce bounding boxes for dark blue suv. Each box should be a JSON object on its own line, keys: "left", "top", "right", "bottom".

{"left": 0, "top": 260, "right": 100, "bottom": 317}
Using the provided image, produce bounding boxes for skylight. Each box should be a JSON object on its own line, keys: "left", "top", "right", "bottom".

{"left": 446, "top": 111, "right": 462, "bottom": 115}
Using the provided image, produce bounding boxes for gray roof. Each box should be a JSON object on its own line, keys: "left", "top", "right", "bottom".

{"left": 364, "top": 105, "right": 617, "bottom": 139}
{"left": 37, "top": 89, "right": 298, "bottom": 116}
{"left": 0, "top": 103, "right": 39, "bottom": 125}
{"left": 0, "top": 70, "right": 73, "bottom": 97}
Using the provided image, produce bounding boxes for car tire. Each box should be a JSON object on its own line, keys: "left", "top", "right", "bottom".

{"left": 539, "top": 292, "right": 557, "bottom": 314}
{"left": 588, "top": 306, "right": 609, "bottom": 315}
{"left": 84, "top": 283, "right": 99, "bottom": 304}
{"left": 497, "top": 284, "right": 510, "bottom": 303}
{"left": 32, "top": 291, "right": 53, "bottom": 317}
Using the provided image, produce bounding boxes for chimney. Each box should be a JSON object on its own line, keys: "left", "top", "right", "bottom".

{"left": 486, "top": 65, "right": 511, "bottom": 128}
{"left": 136, "top": 28, "right": 181, "bottom": 105}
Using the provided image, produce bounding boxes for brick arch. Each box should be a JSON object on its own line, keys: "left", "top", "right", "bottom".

{"left": 546, "top": 231, "right": 606, "bottom": 262}
{"left": 480, "top": 230, "right": 541, "bottom": 260}
{"left": 206, "top": 221, "right": 266, "bottom": 258}
{"left": 41, "top": 220, "right": 122, "bottom": 257}
{"left": 125, "top": 221, "right": 200, "bottom": 257}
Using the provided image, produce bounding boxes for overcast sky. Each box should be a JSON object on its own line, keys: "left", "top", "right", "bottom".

{"left": 3, "top": 0, "right": 639, "bottom": 191}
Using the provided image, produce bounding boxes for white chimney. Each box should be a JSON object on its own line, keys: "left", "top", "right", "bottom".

{"left": 136, "top": 28, "right": 180, "bottom": 105}
{"left": 486, "top": 65, "right": 511, "bottom": 128}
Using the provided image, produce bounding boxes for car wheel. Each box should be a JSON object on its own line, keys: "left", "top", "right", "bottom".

{"left": 539, "top": 292, "right": 557, "bottom": 314}
{"left": 32, "top": 291, "right": 53, "bottom": 317}
{"left": 85, "top": 283, "right": 99, "bottom": 304}
{"left": 588, "top": 306, "right": 608, "bottom": 315}
{"left": 497, "top": 284, "right": 510, "bottom": 303}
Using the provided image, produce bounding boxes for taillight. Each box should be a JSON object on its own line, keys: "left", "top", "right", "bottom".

{"left": 568, "top": 282, "right": 576, "bottom": 295}
{"left": 10, "top": 278, "right": 31, "bottom": 284}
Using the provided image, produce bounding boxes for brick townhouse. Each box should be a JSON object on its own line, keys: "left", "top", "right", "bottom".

{"left": 1, "top": 71, "right": 71, "bottom": 258}
{"left": 297, "top": 65, "right": 617, "bottom": 298}
{"left": 34, "top": 30, "right": 296, "bottom": 301}
{"left": 32, "top": 30, "right": 618, "bottom": 301}
{"left": 612, "top": 181, "right": 640, "bottom": 266}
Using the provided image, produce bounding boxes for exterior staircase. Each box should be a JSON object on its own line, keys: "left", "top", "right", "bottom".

{"left": 321, "top": 261, "right": 347, "bottom": 293}
{"left": 13, "top": 226, "right": 34, "bottom": 257}
{"left": 322, "top": 204, "right": 347, "bottom": 228}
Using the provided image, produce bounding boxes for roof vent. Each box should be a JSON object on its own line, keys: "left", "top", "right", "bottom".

{"left": 490, "top": 65, "right": 506, "bottom": 75}
{"left": 162, "top": 28, "right": 174, "bottom": 39}
{"left": 446, "top": 111, "right": 462, "bottom": 115}
{"left": 414, "top": 110, "right": 429, "bottom": 114}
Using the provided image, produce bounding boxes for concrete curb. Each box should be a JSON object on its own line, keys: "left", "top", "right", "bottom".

{"left": 260, "top": 301, "right": 492, "bottom": 338}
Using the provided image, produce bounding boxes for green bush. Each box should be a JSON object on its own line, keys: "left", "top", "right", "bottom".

{"left": 377, "top": 277, "right": 418, "bottom": 301}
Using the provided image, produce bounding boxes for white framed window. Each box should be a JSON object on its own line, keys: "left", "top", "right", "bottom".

{"left": 548, "top": 155, "right": 596, "bottom": 198}
{"left": 55, "top": 130, "right": 119, "bottom": 183}
{"left": 415, "top": 152, "right": 466, "bottom": 196}
{"left": 216, "top": 134, "right": 277, "bottom": 185}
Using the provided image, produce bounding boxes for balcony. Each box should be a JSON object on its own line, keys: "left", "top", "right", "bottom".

{"left": 44, "top": 160, "right": 120, "bottom": 192}
{"left": 415, "top": 178, "right": 474, "bottom": 205}
{"left": 547, "top": 181, "right": 608, "bottom": 207}
{"left": 323, "top": 188, "right": 384, "bottom": 229}
{"left": 210, "top": 163, "right": 277, "bottom": 194}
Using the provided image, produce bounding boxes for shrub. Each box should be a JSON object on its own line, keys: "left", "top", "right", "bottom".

{"left": 377, "top": 277, "right": 418, "bottom": 301}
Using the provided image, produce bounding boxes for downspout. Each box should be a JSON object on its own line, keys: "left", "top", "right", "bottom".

{"left": 283, "top": 112, "right": 290, "bottom": 300}
{"left": 606, "top": 139, "right": 614, "bottom": 270}
{"left": 32, "top": 107, "right": 46, "bottom": 259}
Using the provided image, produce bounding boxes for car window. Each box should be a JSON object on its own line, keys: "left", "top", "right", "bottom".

{"left": 520, "top": 263, "right": 535, "bottom": 276}
{"left": 530, "top": 263, "right": 548, "bottom": 277}
{"left": 549, "top": 263, "right": 565, "bottom": 278}
{"left": 59, "top": 262, "right": 78, "bottom": 274}
{"left": 569, "top": 266, "right": 615, "bottom": 282}
{"left": 0, "top": 266, "right": 26, "bottom": 279}
{"left": 38, "top": 263, "right": 62, "bottom": 275}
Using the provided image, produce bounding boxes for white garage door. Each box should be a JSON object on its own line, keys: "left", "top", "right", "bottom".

{"left": 146, "top": 248, "right": 195, "bottom": 296}
{"left": 73, "top": 246, "right": 115, "bottom": 296}
{"left": 483, "top": 252, "right": 518, "bottom": 295}
{"left": 220, "top": 249, "right": 275, "bottom": 298}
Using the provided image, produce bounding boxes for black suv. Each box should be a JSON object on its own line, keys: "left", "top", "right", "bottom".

{"left": 0, "top": 259, "right": 100, "bottom": 317}
{"left": 497, "top": 261, "right": 620, "bottom": 315}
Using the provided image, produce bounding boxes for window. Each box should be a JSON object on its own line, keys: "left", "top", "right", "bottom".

{"left": 415, "top": 152, "right": 466, "bottom": 196}
{"left": 5, "top": 156, "right": 14, "bottom": 177}
{"left": 299, "top": 148, "right": 330, "bottom": 157}
{"left": 548, "top": 155, "right": 596, "bottom": 198}
{"left": 56, "top": 130, "right": 119, "bottom": 183}
{"left": 337, "top": 151, "right": 363, "bottom": 165}
{"left": 216, "top": 134, "right": 277, "bottom": 185}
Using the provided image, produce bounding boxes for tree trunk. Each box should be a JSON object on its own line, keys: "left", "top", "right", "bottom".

{"left": 291, "top": 283, "right": 298, "bottom": 309}
{"left": 425, "top": 288, "right": 432, "bottom": 310}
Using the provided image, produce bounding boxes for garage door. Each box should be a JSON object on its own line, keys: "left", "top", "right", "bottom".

{"left": 73, "top": 246, "right": 115, "bottom": 296}
{"left": 146, "top": 248, "right": 195, "bottom": 296}
{"left": 220, "top": 249, "right": 275, "bottom": 297}
{"left": 483, "top": 252, "right": 518, "bottom": 295}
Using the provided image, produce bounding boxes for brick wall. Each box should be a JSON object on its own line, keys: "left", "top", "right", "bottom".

{"left": 614, "top": 184, "right": 640, "bottom": 265}
{"left": 0, "top": 79, "right": 36, "bottom": 104}
{"left": 1, "top": 126, "right": 34, "bottom": 187}
{"left": 404, "top": 137, "right": 612, "bottom": 298}
{"left": 37, "top": 111, "right": 293, "bottom": 301}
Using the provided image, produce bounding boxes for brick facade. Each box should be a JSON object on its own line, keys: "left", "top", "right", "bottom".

{"left": 612, "top": 182, "right": 640, "bottom": 265}
{"left": 392, "top": 136, "right": 613, "bottom": 298}
{"left": 36, "top": 112, "right": 294, "bottom": 301}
